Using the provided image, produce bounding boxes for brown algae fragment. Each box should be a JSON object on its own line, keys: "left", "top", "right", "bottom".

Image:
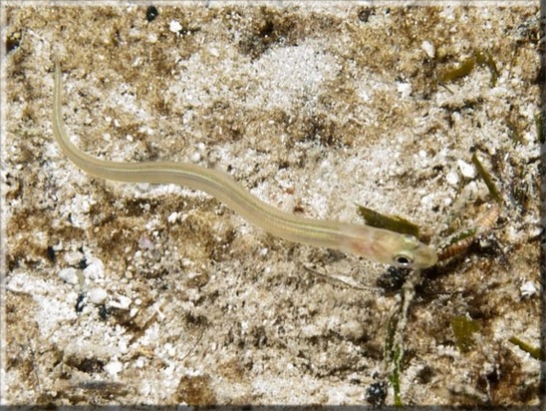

{"left": 535, "top": 113, "right": 545, "bottom": 144}
{"left": 356, "top": 204, "right": 420, "bottom": 238}
{"left": 509, "top": 336, "right": 544, "bottom": 360}
{"left": 439, "top": 50, "right": 499, "bottom": 87}
{"left": 450, "top": 316, "right": 480, "bottom": 353}
{"left": 471, "top": 153, "right": 502, "bottom": 204}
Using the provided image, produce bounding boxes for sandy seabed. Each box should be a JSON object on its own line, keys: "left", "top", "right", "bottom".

{"left": 1, "top": 2, "right": 542, "bottom": 406}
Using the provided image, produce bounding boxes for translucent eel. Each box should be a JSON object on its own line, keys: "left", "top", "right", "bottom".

{"left": 52, "top": 63, "right": 438, "bottom": 269}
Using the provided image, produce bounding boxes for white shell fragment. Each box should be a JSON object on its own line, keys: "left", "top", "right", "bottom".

{"left": 520, "top": 281, "right": 538, "bottom": 298}
{"left": 58, "top": 267, "right": 79, "bottom": 285}
{"left": 421, "top": 40, "right": 435, "bottom": 58}
{"left": 104, "top": 360, "right": 123, "bottom": 377}
{"left": 88, "top": 287, "right": 108, "bottom": 305}
{"left": 457, "top": 159, "right": 476, "bottom": 179}
{"left": 169, "top": 20, "right": 182, "bottom": 33}
{"left": 109, "top": 294, "right": 132, "bottom": 310}
{"left": 446, "top": 171, "right": 459, "bottom": 186}
{"left": 83, "top": 256, "right": 105, "bottom": 280}
{"left": 339, "top": 320, "right": 365, "bottom": 341}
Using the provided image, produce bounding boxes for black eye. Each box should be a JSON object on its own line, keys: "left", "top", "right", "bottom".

{"left": 394, "top": 254, "right": 413, "bottom": 267}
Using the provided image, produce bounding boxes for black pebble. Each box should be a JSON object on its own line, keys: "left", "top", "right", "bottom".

{"left": 146, "top": 6, "right": 159, "bottom": 22}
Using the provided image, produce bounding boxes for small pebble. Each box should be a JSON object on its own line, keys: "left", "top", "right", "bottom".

{"left": 420, "top": 193, "right": 435, "bottom": 206}
{"left": 83, "top": 257, "right": 105, "bottom": 280}
{"left": 520, "top": 281, "right": 538, "bottom": 298}
{"left": 58, "top": 267, "right": 78, "bottom": 285}
{"left": 109, "top": 294, "right": 132, "bottom": 310}
{"left": 421, "top": 40, "right": 435, "bottom": 58}
{"left": 339, "top": 320, "right": 365, "bottom": 341}
{"left": 169, "top": 20, "right": 182, "bottom": 33}
{"left": 104, "top": 360, "right": 123, "bottom": 377}
{"left": 457, "top": 159, "right": 476, "bottom": 178}
{"left": 64, "top": 251, "right": 84, "bottom": 266}
{"left": 396, "top": 81, "right": 412, "bottom": 98}
{"left": 89, "top": 287, "right": 108, "bottom": 304}
{"left": 146, "top": 5, "right": 159, "bottom": 22}
{"left": 446, "top": 171, "right": 459, "bottom": 186}
{"left": 190, "top": 151, "right": 202, "bottom": 162}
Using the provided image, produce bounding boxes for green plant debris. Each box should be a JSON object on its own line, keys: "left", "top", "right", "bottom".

{"left": 535, "top": 113, "right": 545, "bottom": 144}
{"left": 356, "top": 205, "right": 420, "bottom": 238}
{"left": 439, "top": 50, "right": 499, "bottom": 87}
{"left": 389, "top": 345, "right": 403, "bottom": 407}
{"left": 440, "top": 56, "right": 475, "bottom": 83}
{"left": 450, "top": 315, "right": 480, "bottom": 353}
{"left": 385, "top": 315, "right": 397, "bottom": 354}
{"left": 506, "top": 120, "right": 523, "bottom": 144}
{"left": 385, "top": 315, "right": 403, "bottom": 406}
{"left": 471, "top": 153, "right": 502, "bottom": 204}
{"left": 475, "top": 51, "right": 499, "bottom": 87}
{"left": 509, "top": 336, "right": 544, "bottom": 360}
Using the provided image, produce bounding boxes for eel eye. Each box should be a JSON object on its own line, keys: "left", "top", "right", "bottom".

{"left": 393, "top": 253, "right": 414, "bottom": 267}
